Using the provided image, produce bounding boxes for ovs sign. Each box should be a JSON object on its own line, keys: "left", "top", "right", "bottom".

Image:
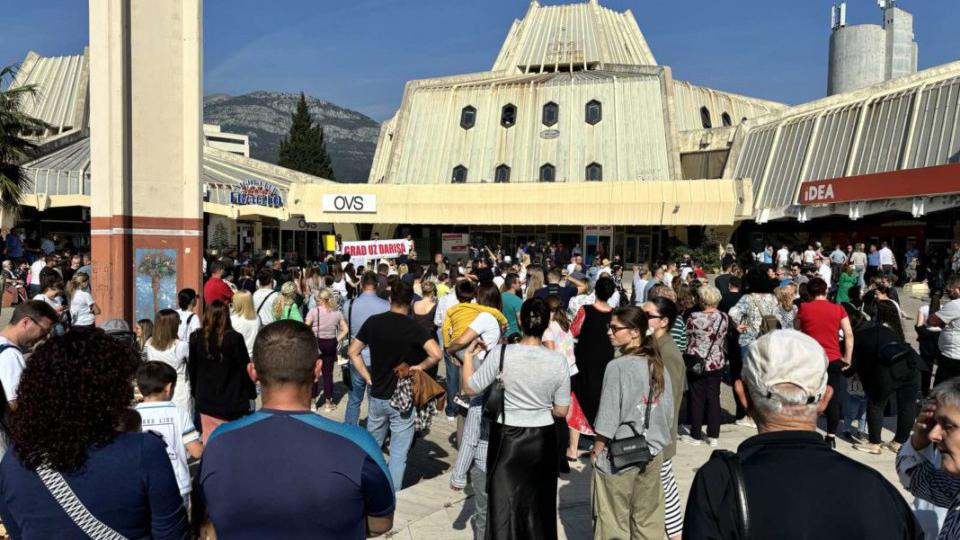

{"left": 322, "top": 194, "right": 377, "bottom": 213}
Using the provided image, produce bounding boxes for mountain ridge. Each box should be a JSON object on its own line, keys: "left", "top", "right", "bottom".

{"left": 203, "top": 91, "right": 381, "bottom": 183}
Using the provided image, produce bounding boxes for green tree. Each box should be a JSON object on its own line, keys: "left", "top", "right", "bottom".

{"left": 277, "top": 92, "right": 335, "bottom": 179}
{"left": 0, "top": 65, "right": 48, "bottom": 214}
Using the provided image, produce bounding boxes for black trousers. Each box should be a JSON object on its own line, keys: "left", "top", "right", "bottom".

{"left": 688, "top": 370, "right": 723, "bottom": 439}
{"left": 867, "top": 375, "right": 920, "bottom": 444}
{"left": 729, "top": 338, "right": 747, "bottom": 420}
{"left": 825, "top": 361, "right": 848, "bottom": 435}
{"left": 934, "top": 358, "right": 960, "bottom": 388}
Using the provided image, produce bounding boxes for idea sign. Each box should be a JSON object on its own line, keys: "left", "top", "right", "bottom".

{"left": 322, "top": 194, "right": 377, "bottom": 213}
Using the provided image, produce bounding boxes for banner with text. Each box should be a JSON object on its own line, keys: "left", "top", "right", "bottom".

{"left": 340, "top": 239, "right": 412, "bottom": 266}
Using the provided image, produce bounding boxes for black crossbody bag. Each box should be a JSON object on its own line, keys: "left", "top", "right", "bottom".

{"left": 481, "top": 343, "right": 508, "bottom": 423}
{"left": 608, "top": 382, "right": 655, "bottom": 471}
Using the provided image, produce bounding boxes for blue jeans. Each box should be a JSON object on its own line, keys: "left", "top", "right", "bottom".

{"left": 344, "top": 362, "right": 368, "bottom": 426}
{"left": 439, "top": 328, "right": 461, "bottom": 417}
{"left": 843, "top": 394, "right": 867, "bottom": 433}
{"left": 366, "top": 397, "right": 415, "bottom": 491}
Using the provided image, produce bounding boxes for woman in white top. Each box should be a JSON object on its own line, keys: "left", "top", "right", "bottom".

{"left": 144, "top": 309, "right": 191, "bottom": 415}
{"left": 66, "top": 272, "right": 100, "bottom": 327}
{"left": 230, "top": 290, "right": 260, "bottom": 360}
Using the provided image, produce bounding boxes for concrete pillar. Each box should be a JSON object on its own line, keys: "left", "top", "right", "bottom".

{"left": 89, "top": 0, "right": 203, "bottom": 323}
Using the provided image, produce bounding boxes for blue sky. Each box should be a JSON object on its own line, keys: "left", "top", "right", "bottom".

{"left": 2, "top": 0, "right": 958, "bottom": 121}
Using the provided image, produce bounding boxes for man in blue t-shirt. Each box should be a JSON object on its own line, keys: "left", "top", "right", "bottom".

{"left": 342, "top": 271, "right": 390, "bottom": 425}
{"left": 198, "top": 321, "right": 395, "bottom": 539}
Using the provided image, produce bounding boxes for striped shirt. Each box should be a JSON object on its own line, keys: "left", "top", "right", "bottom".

{"left": 897, "top": 441, "right": 960, "bottom": 540}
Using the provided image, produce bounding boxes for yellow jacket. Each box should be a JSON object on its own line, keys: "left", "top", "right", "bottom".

{"left": 442, "top": 303, "right": 508, "bottom": 347}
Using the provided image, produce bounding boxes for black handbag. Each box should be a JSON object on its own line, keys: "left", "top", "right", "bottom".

{"left": 608, "top": 381, "right": 655, "bottom": 471}
{"left": 482, "top": 343, "right": 508, "bottom": 423}
{"left": 683, "top": 313, "right": 725, "bottom": 376}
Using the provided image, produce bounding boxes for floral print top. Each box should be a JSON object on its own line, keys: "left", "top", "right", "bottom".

{"left": 729, "top": 293, "right": 780, "bottom": 347}
{"left": 684, "top": 311, "right": 729, "bottom": 371}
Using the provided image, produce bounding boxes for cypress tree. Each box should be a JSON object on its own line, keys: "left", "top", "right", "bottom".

{"left": 278, "top": 92, "right": 335, "bottom": 179}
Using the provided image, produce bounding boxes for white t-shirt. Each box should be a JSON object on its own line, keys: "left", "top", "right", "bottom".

{"left": 29, "top": 260, "right": 45, "bottom": 285}
{"left": 879, "top": 247, "right": 895, "bottom": 266}
{"left": 803, "top": 250, "right": 816, "bottom": 264}
{"left": 144, "top": 339, "right": 192, "bottom": 414}
{"left": 777, "top": 248, "right": 790, "bottom": 265}
{"left": 135, "top": 401, "right": 200, "bottom": 495}
{"left": 469, "top": 312, "right": 502, "bottom": 351}
{"left": 32, "top": 294, "right": 60, "bottom": 310}
{"left": 434, "top": 290, "right": 459, "bottom": 328}
{"left": 492, "top": 275, "right": 505, "bottom": 290}
{"left": 936, "top": 298, "right": 960, "bottom": 360}
{"left": 0, "top": 336, "right": 25, "bottom": 402}
{"left": 253, "top": 288, "right": 278, "bottom": 325}
{"left": 231, "top": 314, "right": 260, "bottom": 358}
{"left": 176, "top": 309, "right": 201, "bottom": 342}
{"left": 69, "top": 290, "right": 96, "bottom": 326}
{"left": 920, "top": 305, "right": 942, "bottom": 333}
{"left": 818, "top": 264, "right": 832, "bottom": 284}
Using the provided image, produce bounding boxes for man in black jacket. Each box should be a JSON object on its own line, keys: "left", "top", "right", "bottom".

{"left": 683, "top": 330, "right": 922, "bottom": 540}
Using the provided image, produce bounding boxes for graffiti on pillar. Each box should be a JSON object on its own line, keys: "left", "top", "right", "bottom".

{"left": 135, "top": 249, "right": 177, "bottom": 321}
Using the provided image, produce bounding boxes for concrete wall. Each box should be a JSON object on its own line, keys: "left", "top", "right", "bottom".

{"left": 828, "top": 24, "right": 886, "bottom": 96}
{"left": 378, "top": 70, "right": 676, "bottom": 184}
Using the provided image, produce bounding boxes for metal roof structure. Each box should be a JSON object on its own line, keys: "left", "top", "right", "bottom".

{"left": 10, "top": 50, "right": 89, "bottom": 137}
{"left": 492, "top": 0, "right": 656, "bottom": 73}
{"left": 727, "top": 60, "right": 960, "bottom": 223}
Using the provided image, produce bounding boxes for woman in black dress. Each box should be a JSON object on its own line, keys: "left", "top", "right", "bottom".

{"left": 570, "top": 277, "right": 617, "bottom": 440}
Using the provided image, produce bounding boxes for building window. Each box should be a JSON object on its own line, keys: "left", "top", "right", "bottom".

{"left": 460, "top": 106, "right": 476, "bottom": 129}
{"left": 721, "top": 112, "right": 732, "bottom": 127}
{"left": 542, "top": 102, "right": 559, "bottom": 126}
{"left": 741, "top": 116, "right": 748, "bottom": 123}
{"left": 585, "top": 100, "right": 602, "bottom": 125}
{"left": 586, "top": 162, "right": 602, "bottom": 181}
{"left": 700, "top": 106, "right": 712, "bottom": 129}
{"left": 500, "top": 104, "right": 517, "bottom": 128}
{"left": 494, "top": 164, "right": 511, "bottom": 183}
{"left": 452, "top": 165, "right": 468, "bottom": 183}
{"left": 539, "top": 163, "right": 556, "bottom": 182}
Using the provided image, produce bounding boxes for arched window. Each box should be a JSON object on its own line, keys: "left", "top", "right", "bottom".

{"left": 452, "top": 165, "right": 468, "bottom": 183}
{"left": 721, "top": 112, "right": 732, "bottom": 127}
{"left": 542, "top": 102, "right": 559, "bottom": 126}
{"left": 586, "top": 162, "right": 602, "bottom": 182}
{"left": 495, "top": 164, "right": 511, "bottom": 183}
{"left": 460, "top": 106, "right": 476, "bottom": 129}
{"left": 500, "top": 104, "right": 517, "bottom": 128}
{"left": 539, "top": 163, "right": 556, "bottom": 182}
{"left": 700, "top": 106, "right": 713, "bottom": 129}
{"left": 585, "top": 100, "right": 602, "bottom": 125}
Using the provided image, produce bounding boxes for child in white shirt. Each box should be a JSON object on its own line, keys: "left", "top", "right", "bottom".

{"left": 135, "top": 361, "right": 203, "bottom": 511}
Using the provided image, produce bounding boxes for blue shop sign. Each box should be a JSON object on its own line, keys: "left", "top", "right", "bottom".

{"left": 230, "top": 180, "right": 283, "bottom": 208}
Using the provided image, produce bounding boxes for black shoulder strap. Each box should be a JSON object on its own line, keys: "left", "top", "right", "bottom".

{"left": 257, "top": 291, "right": 276, "bottom": 322}
{"left": 711, "top": 449, "right": 750, "bottom": 540}
{"left": 186, "top": 313, "right": 195, "bottom": 327}
{"left": 497, "top": 343, "right": 507, "bottom": 423}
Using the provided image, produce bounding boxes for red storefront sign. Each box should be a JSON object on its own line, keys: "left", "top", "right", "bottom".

{"left": 797, "top": 163, "right": 960, "bottom": 205}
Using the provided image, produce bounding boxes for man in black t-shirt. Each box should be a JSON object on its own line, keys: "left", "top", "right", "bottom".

{"left": 683, "top": 331, "right": 922, "bottom": 540}
{"left": 534, "top": 268, "right": 578, "bottom": 309}
{"left": 348, "top": 280, "right": 442, "bottom": 491}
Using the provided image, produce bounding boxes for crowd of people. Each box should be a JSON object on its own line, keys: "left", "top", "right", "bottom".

{"left": 4, "top": 230, "right": 960, "bottom": 538}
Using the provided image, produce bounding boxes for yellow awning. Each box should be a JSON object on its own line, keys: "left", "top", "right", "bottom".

{"left": 289, "top": 179, "right": 753, "bottom": 226}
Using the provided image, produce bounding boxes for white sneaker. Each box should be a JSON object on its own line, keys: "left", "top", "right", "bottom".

{"left": 446, "top": 415, "right": 456, "bottom": 422}
{"left": 707, "top": 437, "right": 719, "bottom": 447}
{"left": 735, "top": 417, "right": 757, "bottom": 429}
{"left": 679, "top": 434, "right": 702, "bottom": 446}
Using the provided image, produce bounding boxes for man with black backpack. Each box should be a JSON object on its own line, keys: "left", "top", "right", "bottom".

{"left": 683, "top": 330, "right": 923, "bottom": 540}
{"left": 0, "top": 301, "right": 58, "bottom": 454}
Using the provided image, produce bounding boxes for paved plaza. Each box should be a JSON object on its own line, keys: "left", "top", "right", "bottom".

{"left": 0, "top": 285, "right": 929, "bottom": 539}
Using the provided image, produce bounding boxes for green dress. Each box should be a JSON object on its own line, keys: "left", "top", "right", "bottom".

{"left": 836, "top": 272, "right": 858, "bottom": 303}
{"left": 279, "top": 302, "right": 304, "bottom": 322}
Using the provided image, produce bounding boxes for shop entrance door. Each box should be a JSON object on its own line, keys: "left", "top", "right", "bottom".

{"left": 584, "top": 227, "right": 613, "bottom": 266}
{"left": 623, "top": 235, "right": 652, "bottom": 266}
{"left": 237, "top": 223, "right": 254, "bottom": 253}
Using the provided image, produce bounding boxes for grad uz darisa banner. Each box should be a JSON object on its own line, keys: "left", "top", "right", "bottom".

{"left": 339, "top": 239, "right": 412, "bottom": 267}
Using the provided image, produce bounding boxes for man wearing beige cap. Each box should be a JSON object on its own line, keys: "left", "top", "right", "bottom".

{"left": 683, "top": 330, "right": 922, "bottom": 539}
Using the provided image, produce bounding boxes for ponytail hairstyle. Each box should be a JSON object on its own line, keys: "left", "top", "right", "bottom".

{"left": 545, "top": 294, "right": 570, "bottom": 332}
{"left": 66, "top": 271, "right": 90, "bottom": 299}
{"left": 274, "top": 281, "right": 298, "bottom": 319}
{"left": 519, "top": 297, "right": 551, "bottom": 338}
{"left": 611, "top": 305, "right": 665, "bottom": 399}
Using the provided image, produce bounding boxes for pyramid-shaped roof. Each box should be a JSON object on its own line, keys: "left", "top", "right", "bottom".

{"left": 492, "top": 0, "right": 656, "bottom": 73}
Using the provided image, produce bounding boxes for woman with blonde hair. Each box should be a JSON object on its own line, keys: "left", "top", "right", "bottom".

{"left": 525, "top": 266, "right": 545, "bottom": 300}
{"left": 144, "top": 309, "right": 192, "bottom": 414}
{"left": 274, "top": 281, "right": 303, "bottom": 322}
{"left": 682, "top": 285, "right": 728, "bottom": 447}
{"left": 230, "top": 289, "right": 260, "bottom": 358}
{"left": 305, "top": 288, "right": 349, "bottom": 411}
{"left": 774, "top": 283, "right": 798, "bottom": 329}
{"left": 135, "top": 318, "right": 154, "bottom": 356}
{"left": 66, "top": 271, "right": 100, "bottom": 327}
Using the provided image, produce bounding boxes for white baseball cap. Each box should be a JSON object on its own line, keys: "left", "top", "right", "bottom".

{"left": 742, "top": 330, "right": 829, "bottom": 405}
